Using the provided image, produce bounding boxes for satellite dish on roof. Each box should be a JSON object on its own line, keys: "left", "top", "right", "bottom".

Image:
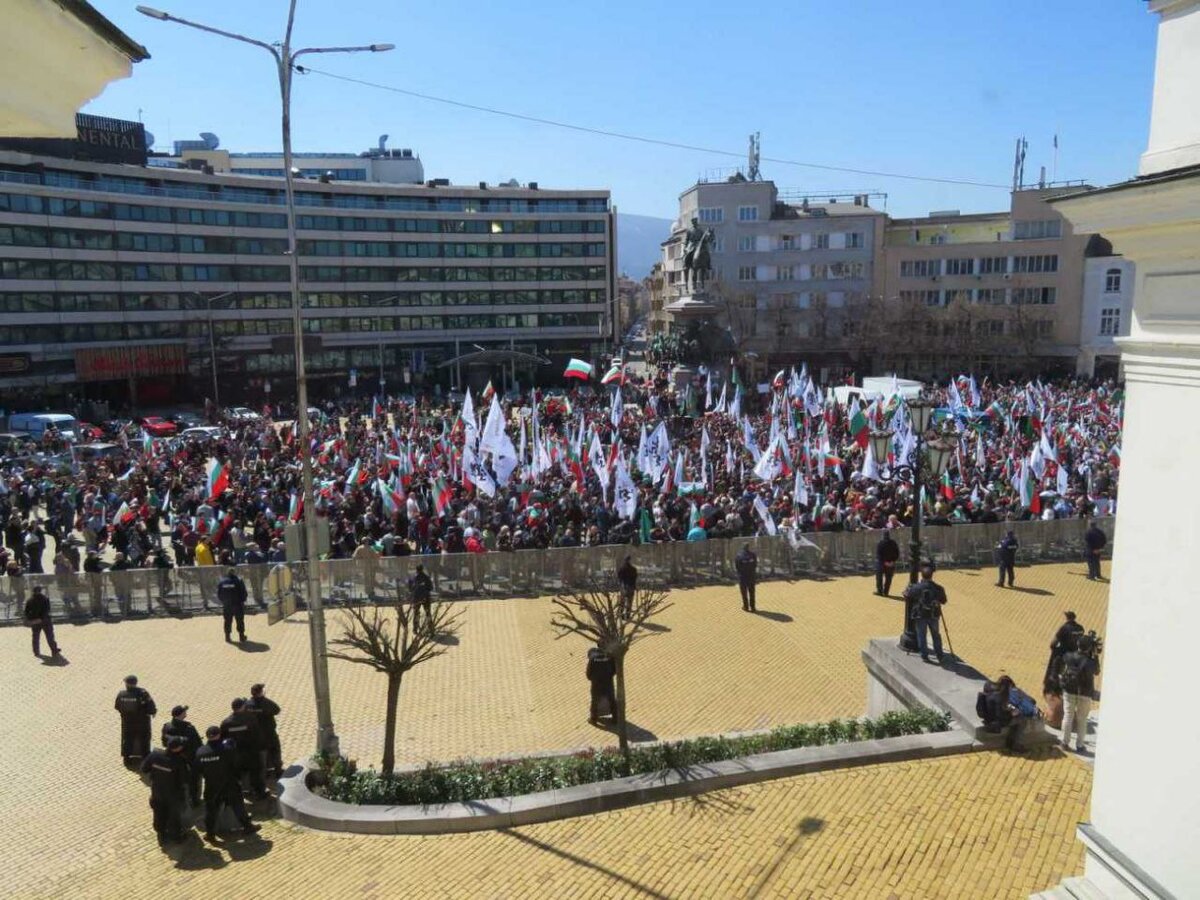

{"left": 199, "top": 132, "right": 220, "bottom": 150}
{"left": 501, "top": 178, "right": 520, "bottom": 187}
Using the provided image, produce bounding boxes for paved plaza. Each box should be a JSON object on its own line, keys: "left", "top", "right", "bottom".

{"left": 3, "top": 561, "right": 1106, "bottom": 898}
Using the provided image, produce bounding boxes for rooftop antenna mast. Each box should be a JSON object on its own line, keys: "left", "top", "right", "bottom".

{"left": 1012, "top": 136, "right": 1027, "bottom": 191}
{"left": 748, "top": 131, "right": 761, "bottom": 182}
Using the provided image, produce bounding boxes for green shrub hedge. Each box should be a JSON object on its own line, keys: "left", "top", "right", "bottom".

{"left": 322, "top": 707, "right": 951, "bottom": 806}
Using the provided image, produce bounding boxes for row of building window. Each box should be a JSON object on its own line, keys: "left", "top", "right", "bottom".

{"left": 0, "top": 259, "right": 607, "bottom": 283}
{"left": 0, "top": 289, "right": 605, "bottom": 314}
{"left": 0, "top": 225, "right": 606, "bottom": 259}
{"left": 0, "top": 312, "right": 601, "bottom": 345}
{"left": 736, "top": 262, "right": 866, "bottom": 282}
{"left": 229, "top": 167, "right": 369, "bottom": 181}
{"left": 899, "top": 254, "right": 1058, "bottom": 277}
{"left": 0, "top": 193, "right": 607, "bottom": 234}
{"left": 898, "top": 287, "right": 1057, "bottom": 306}
{"left": 8, "top": 169, "right": 610, "bottom": 213}
{"left": 728, "top": 232, "right": 865, "bottom": 252}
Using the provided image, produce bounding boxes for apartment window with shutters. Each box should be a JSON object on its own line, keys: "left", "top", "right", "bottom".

{"left": 698, "top": 207, "right": 723, "bottom": 224}
{"left": 777, "top": 265, "right": 794, "bottom": 281}
{"left": 980, "top": 256, "right": 1007, "bottom": 275}
{"left": 1012, "top": 286, "right": 1057, "bottom": 305}
{"left": 813, "top": 233, "right": 830, "bottom": 250}
{"left": 1105, "top": 268, "right": 1122, "bottom": 292}
{"left": 737, "top": 266, "right": 757, "bottom": 281}
{"left": 1100, "top": 307, "right": 1121, "bottom": 336}
{"left": 781, "top": 234, "right": 795, "bottom": 250}
{"left": 737, "top": 235, "right": 754, "bottom": 252}
{"left": 945, "top": 257, "right": 975, "bottom": 276}
{"left": 900, "top": 259, "right": 940, "bottom": 277}
{"left": 1012, "top": 254, "right": 1059, "bottom": 273}
{"left": 845, "top": 231, "right": 863, "bottom": 249}
{"left": 737, "top": 205, "right": 759, "bottom": 222}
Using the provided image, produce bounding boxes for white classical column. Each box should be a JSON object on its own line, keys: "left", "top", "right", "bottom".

{"left": 1047, "top": 2, "right": 1200, "bottom": 897}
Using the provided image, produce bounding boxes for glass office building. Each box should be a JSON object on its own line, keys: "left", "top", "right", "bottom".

{"left": 0, "top": 126, "right": 614, "bottom": 406}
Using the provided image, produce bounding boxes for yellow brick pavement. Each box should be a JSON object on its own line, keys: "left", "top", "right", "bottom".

{"left": 1, "top": 562, "right": 1105, "bottom": 898}
{"left": 24, "top": 750, "right": 1092, "bottom": 900}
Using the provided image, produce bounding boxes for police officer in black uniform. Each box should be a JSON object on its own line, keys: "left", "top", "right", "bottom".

{"left": 23, "top": 584, "right": 61, "bottom": 657}
{"left": 114, "top": 674, "right": 157, "bottom": 763}
{"left": 161, "top": 704, "right": 203, "bottom": 805}
{"left": 586, "top": 644, "right": 617, "bottom": 726}
{"left": 996, "top": 530, "right": 1019, "bottom": 587}
{"left": 408, "top": 564, "right": 433, "bottom": 629}
{"left": 1084, "top": 521, "right": 1107, "bottom": 580}
{"left": 194, "top": 725, "right": 261, "bottom": 841}
{"left": 735, "top": 543, "right": 757, "bottom": 611}
{"left": 246, "top": 683, "right": 282, "bottom": 776}
{"left": 220, "top": 697, "right": 267, "bottom": 798}
{"left": 617, "top": 555, "right": 638, "bottom": 618}
{"left": 140, "top": 736, "right": 189, "bottom": 842}
{"left": 875, "top": 530, "right": 900, "bottom": 596}
{"left": 217, "top": 565, "right": 249, "bottom": 643}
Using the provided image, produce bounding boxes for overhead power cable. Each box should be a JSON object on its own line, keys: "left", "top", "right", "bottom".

{"left": 296, "top": 65, "right": 1010, "bottom": 191}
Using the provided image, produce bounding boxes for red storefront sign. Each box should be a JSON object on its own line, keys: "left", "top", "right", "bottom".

{"left": 74, "top": 345, "right": 187, "bottom": 382}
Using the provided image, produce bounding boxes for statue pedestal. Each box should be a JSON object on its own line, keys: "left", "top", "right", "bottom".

{"left": 664, "top": 291, "right": 721, "bottom": 318}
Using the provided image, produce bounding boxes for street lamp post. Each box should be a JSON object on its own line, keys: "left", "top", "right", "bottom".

{"left": 868, "top": 398, "right": 954, "bottom": 652}
{"left": 139, "top": 3, "right": 393, "bottom": 757}
{"left": 199, "top": 290, "right": 235, "bottom": 409}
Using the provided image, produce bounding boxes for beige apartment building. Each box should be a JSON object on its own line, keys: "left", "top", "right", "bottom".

{"left": 657, "top": 177, "right": 886, "bottom": 380}
{"left": 880, "top": 186, "right": 1096, "bottom": 378}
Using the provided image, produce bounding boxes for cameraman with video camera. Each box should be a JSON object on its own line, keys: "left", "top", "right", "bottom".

{"left": 1059, "top": 631, "right": 1102, "bottom": 754}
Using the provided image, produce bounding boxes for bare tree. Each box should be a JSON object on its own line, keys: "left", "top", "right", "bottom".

{"left": 327, "top": 589, "right": 462, "bottom": 776}
{"left": 549, "top": 578, "right": 672, "bottom": 757}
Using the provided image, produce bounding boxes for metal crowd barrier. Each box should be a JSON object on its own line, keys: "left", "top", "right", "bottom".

{"left": 0, "top": 516, "right": 1113, "bottom": 624}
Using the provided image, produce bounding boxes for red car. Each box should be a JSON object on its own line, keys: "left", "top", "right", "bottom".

{"left": 139, "top": 416, "right": 178, "bottom": 437}
{"left": 76, "top": 422, "right": 104, "bottom": 441}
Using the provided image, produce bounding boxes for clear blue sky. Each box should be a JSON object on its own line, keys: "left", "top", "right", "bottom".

{"left": 88, "top": 0, "right": 1158, "bottom": 219}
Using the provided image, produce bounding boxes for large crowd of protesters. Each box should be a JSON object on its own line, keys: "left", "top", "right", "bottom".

{"left": 0, "top": 364, "right": 1122, "bottom": 583}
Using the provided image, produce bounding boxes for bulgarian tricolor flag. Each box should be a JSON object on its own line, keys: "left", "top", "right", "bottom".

{"left": 114, "top": 501, "right": 135, "bottom": 526}
{"left": 939, "top": 470, "right": 955, "bottom": 501}
{"left": 377, "top": 478, "right": 403, "bottom": 516}
{"left": 142, "top": 431, "right": 154, "bottom": 457}
{"left": 481, "top": 380, "right": 495, "bottom": 404}
{"left": 205, "top": 458, "right": 229, "bottom": 501}
{"left": 601, "top": 361, "right": 624, "bottom": 385}
{"left": 432, "top": 475, "right": 453, "bottom": 517}
{"left": 847, "top": 400, "right": 869, "bottom": 450}
{"left": 1108, "top": 445, "right": 1121, "bottom": 468}
{"left": 288, "top": 491, "right": 303, "bottom": 523}
{"left": 564, "top": 358, "right": 593, "bottom": 380}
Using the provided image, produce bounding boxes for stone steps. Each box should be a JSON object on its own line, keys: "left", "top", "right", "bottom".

{"left": 1031, "top": 876, "right": 1107, "bottom": 900}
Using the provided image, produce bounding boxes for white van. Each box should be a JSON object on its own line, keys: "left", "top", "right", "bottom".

{"left": 6, "top": 412, "right": 79, "bottom": 441}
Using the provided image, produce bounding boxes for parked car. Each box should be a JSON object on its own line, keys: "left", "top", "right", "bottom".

{"left": 76, "top": 421, "right": 105, "bottom": 442}
{"left": 225, "top": 406, "right": 262, "bottom": 423}
{"left": 180, "top": 426, "right": 223, "bottom": 442}
{"left": 166, "top": 411, "right": 205, "bottom": 429}
{"left": 138, "top": 416, "right": 178, "bottom": 437}
{"left": 0, "top": 432, "right": 38, "bottom": 459}
{"left": 76, "top": 442, "right": 124, "bottom": 462}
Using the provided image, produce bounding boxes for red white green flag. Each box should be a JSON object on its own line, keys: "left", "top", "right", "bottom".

{"left": 205, "top": 458, "right": 229, "bottom": 501}
{"left": 433, "top": 475, "right": 453, "bottom": 517}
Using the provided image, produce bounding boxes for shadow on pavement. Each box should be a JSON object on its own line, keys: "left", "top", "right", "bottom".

{"left": 497, "top": 829, "right": 671, "bottom": 900}
{"left": 234, "top": 640, "right": 270, "bottom": 653}
{"left": 40, "top": 653, "right": 70, "bottom": 667}
{"left": 746, "top": 817, "right": 826, "bottom": 895}
{"left": 753, "top": 610, "right": 793, "bottom": 623}
{"left": 640, "top": 621, "right": 671, "bottom": 633}
{"left": 1005, "top": 586, "right": 1054, "bottom": 596}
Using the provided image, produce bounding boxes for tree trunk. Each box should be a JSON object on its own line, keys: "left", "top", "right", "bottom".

{"left": 614, "top": 652, "right": 629, "bottom": 759}
{"left": 382, "top": 672, "right": 402, "bottom": 777}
